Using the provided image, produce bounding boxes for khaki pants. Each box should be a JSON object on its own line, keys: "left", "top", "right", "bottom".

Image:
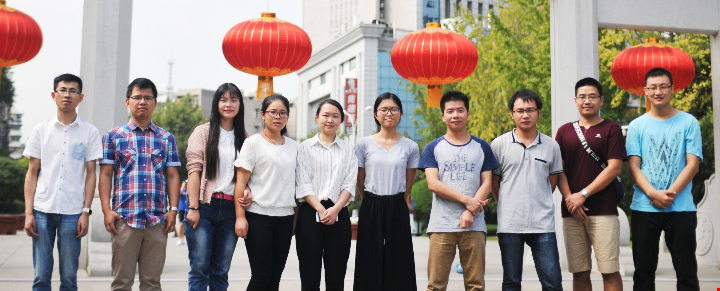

{"left": 111, "top": 219, "right": 168, "bottom": 291}
{"left": 563, "top": 215, "right": 620, "bottom": 274}
{"left": 427, "top": 231, "right": 486, "bottom": 291}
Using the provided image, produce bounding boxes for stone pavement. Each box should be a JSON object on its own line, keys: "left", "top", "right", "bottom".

{"left": 1, "top": 233, "right": 720, "bottom": 290}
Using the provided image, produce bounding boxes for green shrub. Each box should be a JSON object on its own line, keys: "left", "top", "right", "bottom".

{"left": 412, "top": 179, "right": 432, "bottom": 227}
{"left": 0, "top": 157, "right": 25, "bottom": 213}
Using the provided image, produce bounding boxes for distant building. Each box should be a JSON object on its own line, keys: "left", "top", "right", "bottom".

{"left": 9, "top": 108, "right": 24, "bottom": 160}
{"left": 167, "top": 88, "right": 216, "bottom": 117}
{"left": 243, "top": 93, "right": 297, "bottom": 140}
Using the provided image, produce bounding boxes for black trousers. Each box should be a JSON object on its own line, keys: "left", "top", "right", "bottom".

{"left": 295, "top": 200, "right": 351, "bottom": 291}
{"left": 631, "top": 210, "right": 699, "bottom": 291}
{"left": 244, "top": 212, "right": 294, "bottom": 291}
{"left": 353, "top": 192, "right": 417, "bottom": 291}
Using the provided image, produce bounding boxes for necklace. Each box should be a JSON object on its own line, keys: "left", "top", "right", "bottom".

{"left": 262, "top": 130, "right": 283, "bottom": 145}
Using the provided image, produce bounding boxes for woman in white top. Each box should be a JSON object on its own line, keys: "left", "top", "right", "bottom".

{"left": 184, "top": 83, "right": 252, "bottom": 291}
{"left": 295, "top": 99, "right": 357, "bottom": 291}
{"left": 353, "top": 92, "right": 419, "bottom": 291}
{"left": 233, "top": 94, "right": 297, "bottom": 291}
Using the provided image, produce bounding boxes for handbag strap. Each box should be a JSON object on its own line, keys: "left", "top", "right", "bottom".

{"left": 572, "top": 121, "right": 622, "bottom": 183}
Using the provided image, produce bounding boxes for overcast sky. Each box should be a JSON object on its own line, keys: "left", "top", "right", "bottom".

{"left": 10, "top": 0, "right": 303, "bottom": 143}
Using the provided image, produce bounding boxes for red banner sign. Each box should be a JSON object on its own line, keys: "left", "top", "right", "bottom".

{"left": 345, "top": 78, "right": 357, "bottom": 126}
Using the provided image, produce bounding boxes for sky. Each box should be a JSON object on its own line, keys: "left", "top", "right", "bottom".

{"left": 10, "top": 0, "right": 303, "bottom": 143}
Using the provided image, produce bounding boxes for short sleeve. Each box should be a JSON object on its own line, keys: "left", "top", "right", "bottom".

{"left": 625, "top": 120, "right": 641, "bottom": 157}
{"left": 165, "top": 133, "right": 181, "bottom": 167}
{"left": 418, "top": 139, "right": 439, "bottom": 171}
{"left": 490, "top": 138, "right": 503, "bottom": 177}
{"left": 685, "top": 119, "right": 703, "bottom": 160}
{"left": 85, "top": 126, "right": 103, "bottom": 161}
{"left": 549, "top": 142, "right": 564, "bottom": 175}
{"left": 22, "top": 125, "right": 42, "bottom": 159}
{"left": 234, "top": 137, "right": 256, "bottom": 172}
{"left": 355, "top": 138, "right": 366, "bottom": 168}
{"left": 479, "top": 139, "right": 499, "bottom": 172}
{"left": 607, "top": 122, "right": 628, "bottom": 161}
{"left": 100, "top": 130, "right": 116, "bottom": 165}
{"left": 407, "top": 140, "right": 420, "bottom": 169}
{"left": 554, "top": 124, "right": 566, "bottom": 160}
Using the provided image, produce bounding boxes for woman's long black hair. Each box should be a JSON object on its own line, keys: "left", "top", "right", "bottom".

{"left": 205, "top": 83, "right": 245, "bottom": 181}
{"left": 261, "top": 94, "right": 290, "bottom": 136}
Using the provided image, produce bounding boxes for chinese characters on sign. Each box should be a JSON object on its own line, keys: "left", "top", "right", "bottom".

{"left": 345, "top": 78, "right": 357, "bottom": 126}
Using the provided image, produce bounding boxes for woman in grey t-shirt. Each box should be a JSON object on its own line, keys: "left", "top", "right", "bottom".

{"left": 353, "top": 93, "right": 419, "bottom": 291}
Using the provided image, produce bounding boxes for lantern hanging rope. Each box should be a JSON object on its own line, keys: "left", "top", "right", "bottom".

{"left": 222, "top": 12, "right": 312, "bottom": 99}
{"left": 0, "top": 0, "right": 43, "bottom": 89}
{"left": 390, "top": 22, "right": 478, "bottom": 108}
{"left": 610, "top": 38, "right": 695, "bottom": 112}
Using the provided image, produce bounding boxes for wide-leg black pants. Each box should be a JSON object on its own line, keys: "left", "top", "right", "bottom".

{"left": 353, "top": 191, "right": 417, "bottom": 291}
{"left": 295, "top": 200, "right": 351, "bottom": 291}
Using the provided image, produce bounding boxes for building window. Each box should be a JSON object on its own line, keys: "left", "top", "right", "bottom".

{"left": 11, "top": 136, "right": 20, "bottom": 142}
{"left": 320, "top": 73, "right": 326, "bottom": 84}
{"left": 308, "top": 80, "right": 312, "bottom": 89}
{"left": 348, "top": 58, "right": 356, "bottom": 70}
{"left": 255, "top": 109, "right": 260, "bottom": 119}
{"left": 340, "top": 63, "right": 344, "bottom": 74}
{"left": 456, "top": 0, "right": 461, "bottom": 13}
{"left": 489, "top": 4, "right": 494, "bottom": 14}
{"left": 467, "top": 1, "right": 472, "bottom": 14}
{"left": 445, "top": 0, "right": 451, "bottom": 17}
{"left": 478, "top": 2, "right": 483, "bottom": 17}
{"left": 11, "top": 124, "right": 21, "bottom": 130}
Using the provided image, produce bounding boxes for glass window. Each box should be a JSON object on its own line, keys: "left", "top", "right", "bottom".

{"left": 468, "top": 1, "right": 472, "bottom": 14}
{"left": 478, "top": 2, "right": 483, "bottom": 16}
{"left": 11, "top": 124, "right": 21, "bottom": 130}
{"left": 349, "top": 58, "right": 356, "bottom": 70}
{"left": 489, "top": 4, "right": 494, "bottom": 14}
{"left": 445, "top": 0, "right": 451, "bottom": 18}
{"left": 320, "top": 73, "right": 326, "bottom": 84}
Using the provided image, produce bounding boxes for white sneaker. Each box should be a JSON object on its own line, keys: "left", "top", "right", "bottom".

{"left": 176, "top": 239, "right": 186, "bottom": 245}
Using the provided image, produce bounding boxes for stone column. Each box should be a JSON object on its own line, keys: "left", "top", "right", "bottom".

{"left": 549, "top": 0, "right": 599, "bottom": 270}
{"left": 77, "top": 0, "right": 133, "bottom": 277}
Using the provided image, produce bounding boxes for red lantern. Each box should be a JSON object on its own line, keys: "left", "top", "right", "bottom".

{"left": 391, "top": 22, "right": 478, "bottom": 108}
{"left": 0, "top": 0, "right": 43, "bottom": 86}
{"left": 611, "top": 38, "right": 695, "bottom": 111}
{"left": 223, "top": 12, "right": 312, "bottom": 99}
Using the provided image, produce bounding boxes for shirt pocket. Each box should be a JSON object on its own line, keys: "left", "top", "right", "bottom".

{"left": 72, "top": 143, "right": 87, "bottom": 161}
{"left": 534, "top": 157, "right": 550, "bottom": 174}
{"left": 117, "top": 148, "right": 137, "bottom": 172}
{"left": 150, "top": 148, "right": 167, "bottom": 172}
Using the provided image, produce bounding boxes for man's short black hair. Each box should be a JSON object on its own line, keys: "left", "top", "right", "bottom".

{"left": 508, "top": 89, "right": 542, "bottom": 111}
{"left": 126, "top": 78, "right": 158, "bottom": 99}
{"left": 440, "top": 91, "right": 470, "bottom": 112}
{"left": 645, "top": 67, "right": 673, "bottom": 86}
{"left": 575, "top": 77, "right": 603, "bottom": 97}
{"left": 54, "top": 73, "right": 83, "bottom": 93}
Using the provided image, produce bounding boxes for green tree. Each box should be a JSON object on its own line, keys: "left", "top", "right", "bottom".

{"left": 0, "top": 157, "right": 25, "bottom": 213}
{"left": 0, "top": 67, "right": 16, "bottom": 157}
{"left": 152, "top": 94, "right": 206, "bottom": 181}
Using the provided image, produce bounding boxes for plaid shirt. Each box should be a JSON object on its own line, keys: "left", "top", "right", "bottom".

{"left": 100, "top": 120, "right": 181, "bottom": 229}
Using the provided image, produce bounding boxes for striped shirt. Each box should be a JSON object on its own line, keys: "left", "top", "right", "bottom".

{"left": 296, "top": 134, "right": 357, "bottom": 206}
{"left": 100, "top": 120, "right": 181, "bottom": 229}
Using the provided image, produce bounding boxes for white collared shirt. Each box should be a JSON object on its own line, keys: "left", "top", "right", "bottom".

{"left": 296, "top": 134, "right": 357, "bottom": 206}
{"left": 23, "top": 116, "right": 103, "bottom": 214}
{"left": 212, "top": 128, "right": 239, "bottom": 194}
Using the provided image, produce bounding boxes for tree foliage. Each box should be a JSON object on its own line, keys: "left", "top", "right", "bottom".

{"left": 0, "top": 157, "right": 25, "bottom": 208}
{"left": 152, "top": 94, "right": 207, "bottom": 181}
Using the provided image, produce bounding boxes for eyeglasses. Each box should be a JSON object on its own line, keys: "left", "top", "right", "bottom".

{"left": 265, "top": 110, "right": 289, "bottom": 118}
{"left": 55, "top": 89, "right": 80, "bottom": 95}
{"left": 128, "top": 96, "right": 156, "bottom": 102}
{"left": 645, "top": 85, "right": 672, "bottom": 92}
{"left": 511, "top": 108, "right": 538, "bottom": 115}
{"left": 377, "top": 107, "right": 401, "bottom": 114}
{"left": 575, "top": 95, "right": 600, "bottom": 101}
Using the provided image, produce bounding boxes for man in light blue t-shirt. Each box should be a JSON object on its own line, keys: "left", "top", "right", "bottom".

{"left": 419, "top": 91, "right": 498, "bottom": 291}
{"left": 627, "top": 67, "right": 702, "bottom": 290}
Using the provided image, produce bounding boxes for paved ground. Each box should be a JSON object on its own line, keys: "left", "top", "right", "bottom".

{"left": 2, "top": 233, "right": 720, "bottom": 290}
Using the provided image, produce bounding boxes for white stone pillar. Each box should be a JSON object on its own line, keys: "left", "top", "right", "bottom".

{"left": 78, "top": 0, "right": 133, "bottom": 277}
{"left": 549, "top": 0, "right": 599, "bottom": 270}
{"left": 710, "top": 31, "right": 720, "bottom": 266}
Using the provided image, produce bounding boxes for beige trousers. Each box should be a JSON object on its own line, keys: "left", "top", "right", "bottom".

{"left": 427, "top": 231, "right": 486, "bottom": 291}
{"left": 111, "top": 219, "right": 168, "bottom": 291}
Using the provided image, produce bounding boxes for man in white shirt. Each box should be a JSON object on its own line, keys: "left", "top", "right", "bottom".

{"left": 23, "top": 74, "right": 103, "bottom": 291}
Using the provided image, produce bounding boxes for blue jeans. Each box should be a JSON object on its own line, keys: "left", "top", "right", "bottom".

{"left": 184, "top": 199, "right": 239, "bottom": 291}
{"left": 32, "top": 210, "right": 81, "bottom": 291}
{"left": 498, "top": 233, "right": 563, "bottom": 291}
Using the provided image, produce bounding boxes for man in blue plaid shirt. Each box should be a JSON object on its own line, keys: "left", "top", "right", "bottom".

{"left": 99, "top": 78, "right": 182, "bottom": 291}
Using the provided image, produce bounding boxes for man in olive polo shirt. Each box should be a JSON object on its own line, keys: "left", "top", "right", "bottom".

{"left": 491, "top": 89, "right": 564, "bottom": 291}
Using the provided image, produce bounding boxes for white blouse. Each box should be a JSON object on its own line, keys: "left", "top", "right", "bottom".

{"left": 212, "top": 128, "right": 239, "bottom": 194}
{"left": 295, "top": 134, "right": 357, "bottom": 207}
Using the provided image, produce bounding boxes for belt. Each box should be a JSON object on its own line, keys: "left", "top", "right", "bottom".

{"left": 211, "top": 193, "right": 234, "bottom": 201}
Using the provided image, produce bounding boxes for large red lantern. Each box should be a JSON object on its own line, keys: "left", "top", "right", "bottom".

{"left": 223, "top": 12, "right": 312, "bottom": 99}
{"left": 391, "top": 22, "right": 478, "bottom": 108}
{"left": 611, "top": 38, "right": 694, "bottom": 111}
{"left": 0, "top": 0, "right": 43, "bottom": 86}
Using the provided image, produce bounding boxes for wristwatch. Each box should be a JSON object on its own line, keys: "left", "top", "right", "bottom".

{"left": 581, "top": 189, "right": 589, "bottom": 198}
{"left": 188, "top": 206, "right": 199, "bottom": 211}
{"left": 82, "top": 208, "right": 92, "bottom": 215}
{"left": 169, "top": 206, "right": 179, "bottom": 212}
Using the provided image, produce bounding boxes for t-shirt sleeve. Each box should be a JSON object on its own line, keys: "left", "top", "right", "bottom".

{"left": 685, "top": 118, "right": 703, "bottom": 160}
{"left": 234, "top": 137, "right": 256, "bottom": 172}
{"left": 22, "top": 125, "right": 42, "bottom": 159}
{"left": 100, "top": 130, "right": 116, "bottom": 165}
{"left": 490, "top": 138, "right": 503, "bottom": 177}
{"left": 549, "top": 142, "right": 564, "bottom": 175}
{"left": 165, "top": 134, "right": 182, "bottom": 167}
{"left": 418, "top": 139, "right": 439, "bottom": 171}
{"left": 355, "top": 138, "right": 366, "bottom": 168}
{"left": 607, "top": 122, "right": 628, "bottom": 161}
{"left": 555, "top": 124, "right": 566, "bottom": 160}
{"left": 85, "top": 126, "right": 103, "bottom": 161}
{"left": 479, "top": 139, "right": 499, "bottom": 172}
{"left": 625, "top": 120, "right": 641, "bottom": 157}
{"left": 407, "top": 140, "right": 420, "bottom": 169}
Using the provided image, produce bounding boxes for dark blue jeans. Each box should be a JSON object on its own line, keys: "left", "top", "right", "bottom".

{"left": 498, "top": 233, "right": 563, "bottom": 291}
{"left": 184, "top": 199, "right": 239, "bottom": 291}
{"left": 32, "top": 210, "right": 81, "bottom": 291}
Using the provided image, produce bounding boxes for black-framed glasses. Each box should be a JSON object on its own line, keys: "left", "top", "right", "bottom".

{"left": 575, "top": 95, "right": 600, "bottom": 101}
{"left": 511, "top": 108, "right": 538, "bottom": 115}
{"left": 55, "top": 89, "right": 80, "bottom": 95}
{"left": 265, "top": 110, "right": 289, "bottom": 118}
{"left": 377, "top": 107, "right": 400, "bottom": 114}
{"left": 128, "top": 96, "right": 156, "bottom": 102}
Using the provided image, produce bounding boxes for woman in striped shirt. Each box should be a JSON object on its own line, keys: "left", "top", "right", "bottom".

{"left": 295, "top": 99, "right": 357, "bottom": 291}
{"left": 184, "top": 83, "right": 251, "bottom": 291}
